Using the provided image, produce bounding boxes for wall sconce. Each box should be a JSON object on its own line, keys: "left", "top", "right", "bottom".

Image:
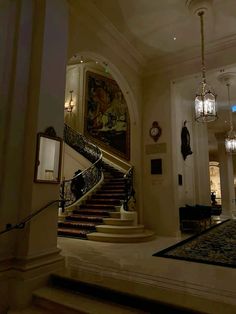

{"left": 64, "top": 90, "right": 74, "bottom": 113}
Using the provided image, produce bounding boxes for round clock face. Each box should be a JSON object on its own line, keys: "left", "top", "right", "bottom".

{"left": 150, "top": 127, "right": 159, "bottom": 137}
{"left": 149, "top": 121, "right": 162, "bottom": 142}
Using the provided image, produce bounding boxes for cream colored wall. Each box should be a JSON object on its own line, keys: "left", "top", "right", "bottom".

{"left": 172, "top": 88, "right": 196, "bottom": 207}
{"left": 63, "top": 143, "right": 91, "bottom": 179}
{"left": 0, "top": 0, "right": 68, "bottom": 310}
{"left": 0, "top": 0, "right": 21, "bottom": 269}
{"left": 142, "top": 74, "right": 178, "bottom": 236}
{"left": 172, "top": 81, "right": 211, "bottom": 209}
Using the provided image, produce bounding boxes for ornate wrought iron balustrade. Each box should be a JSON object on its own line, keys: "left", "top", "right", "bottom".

{"left": 61, "top": 124, "right": 102, "bottom": 208}
{"left": 123, "top": 166, "right": 135, "bottom": 210}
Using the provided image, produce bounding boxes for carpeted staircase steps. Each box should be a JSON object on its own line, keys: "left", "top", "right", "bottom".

{"left": 58, "top": 162, "right": 126, "bottom": 239}
{"left": 58, "top": 161, "right": 155, "bottom": 242}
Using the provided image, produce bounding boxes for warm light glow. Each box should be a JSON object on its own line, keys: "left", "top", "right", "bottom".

{"left": 64, "top": 90, "right": 75, "bottom": 113}
{"left": 225, "top": 130, "right": 236, "bottom": 153}
{"left": 195, "top": 89, "right": 217, "bottom": 122}
{"left": 224, "top": 82, "right": 236, "bottom": 153}
{"left": 194, "top": 10, "right": 217, "bottom": 122}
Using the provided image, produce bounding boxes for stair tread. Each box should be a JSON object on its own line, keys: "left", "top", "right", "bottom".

{"left": 73, "top": 209, "right": 113, "bottom": 214}
{"left": 87, "top": 199, "right": 121, "bottom": 202}
{"left": 67, "top": 214, "right": 105, "bottom": 218}
{"left": 87, "top": 229, "right": 155, "bottom": 243}
{"left": 57, "top": 228, "right": 90, "bottom": 239}
{"left": 93, "top": 194, "right": 125, "bottom": 198}
{"left": 34, "top": 286, "right": 144, "bottom": 314}
{"left": 58, "top": 222, "right": 97, "bottom": 230}
{"left": 103, "top": 218, "right": 133, "bottom": 222}
{"left": 66, "top": 215, "right": 104, "bottom": 222}
{"left": 79, "top": 204, "right": 116, "bottom": 209}
{"left": 97, "top": 224, "right": 144, "bottom": 229}
{"left": 88, "top": 230, "right": 154, "bottom": 238}
{"left": 98, "top": 190, "right": 125, "bottom": 193}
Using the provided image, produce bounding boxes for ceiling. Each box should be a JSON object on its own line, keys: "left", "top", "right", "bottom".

{"left": 91, "top": 0, "right": 236, "bottom": 61}
{"left": 89, "top": 0, "right": 236, "bottom": 157}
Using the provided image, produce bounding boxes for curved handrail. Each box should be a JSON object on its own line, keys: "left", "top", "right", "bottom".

{"left": 61, "top": 124, "right": 103, "bottom": 208}
{"left": 0, "top": 200, "right": 60, "bottom": 236}
{"left": 123, "top": 166, "right": 135, "bottom": 210}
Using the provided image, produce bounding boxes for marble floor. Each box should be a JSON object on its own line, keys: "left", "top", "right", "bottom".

{"left": 57, "top": 227, "right": 236, "bottom": 314}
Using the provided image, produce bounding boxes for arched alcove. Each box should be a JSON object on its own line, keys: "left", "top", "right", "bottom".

{"left": 64, "top": 51, "right": 139, "bottom": 162}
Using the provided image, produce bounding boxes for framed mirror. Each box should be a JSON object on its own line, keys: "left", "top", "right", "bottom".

{"left": 34, "top": 132, "right": 63, "bottom": 184}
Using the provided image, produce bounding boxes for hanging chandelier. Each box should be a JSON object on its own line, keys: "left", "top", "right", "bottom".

{"left": 194, "top": 9, "right": 217, "bottom": 122}
{"left": 225, "top": 83, "right": 236, "bottom": 153}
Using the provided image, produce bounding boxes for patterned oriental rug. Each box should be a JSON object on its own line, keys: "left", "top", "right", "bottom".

{"left": 153, "top": 219, "right": 236, "bottom": 268}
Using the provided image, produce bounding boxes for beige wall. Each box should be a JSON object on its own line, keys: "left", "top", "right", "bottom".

{"left": 0, "top": 0, "right": 68, "bottom": 310}
{"left": 67, "top": 0, "right": 144, "bottom": 220}
{"left": 142, "top": 74, "right": 178, "bottom": 236}
{"left": 63, "top": 143, "right": 91, "bottom": 179}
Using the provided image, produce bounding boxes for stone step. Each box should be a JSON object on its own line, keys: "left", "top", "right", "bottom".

{"left": 66, "top": 214, "right": 104, "bottom": 222}
{"left": 101, "top": 184, "right": 126, "bottom": 189}
{"left": 86, "top": 199, "right": 121, "bottom": 205}
{"left": 97, "top": 189, "right": 125, "bottom": 194}
{"left": 104, "top": 178, "right": 125, "bottom": 183}
{"left": 79, "top": 204, "right": 116, "bottom": 210}
{"left": 96, "top": 225, "right": 144, "bottom": 234}
{"left": 57, "top": 228, "right": 90, "bottom": 238}
{"left": 58, "top": 221, "right": 97, "bottom": 230}
{"left": 91, "top": 193, "right": 125, "bottom": 200}
{"left": 87, "top": 230, "right": 155, "bottom": 243}
{"left": 33, "top": 286, "right": 143, "bottom": 314}
{"left": 73, "top": 209, "right": 113, "bottom": 216}
{"left": 109, "top": 212, "right": 121, "bottom": 218}
{"left": 103, "top": 218, "right": 133, "bottom": 226}
{"left": 103, "top": 173, "right": 124, "bottom": 178}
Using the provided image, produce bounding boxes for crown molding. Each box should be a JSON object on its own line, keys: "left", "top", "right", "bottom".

{"left": 144, "top": 33, "right": 236, "bottom": 77}
{"left": 68, "top": 0, "right": 146, "bottom": 74}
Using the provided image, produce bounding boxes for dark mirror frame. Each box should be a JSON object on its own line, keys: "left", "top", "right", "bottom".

{"left": 34, "top": 132, "right": 63, "bottom": 184}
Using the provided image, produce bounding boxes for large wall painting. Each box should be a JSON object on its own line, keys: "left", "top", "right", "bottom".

{"left": 84, "top": 71, "right": 130, "bottom": 160}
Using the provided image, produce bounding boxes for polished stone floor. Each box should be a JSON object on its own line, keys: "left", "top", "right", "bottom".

{"left": 57, "top": 226, "right": 236, "bottom": 314}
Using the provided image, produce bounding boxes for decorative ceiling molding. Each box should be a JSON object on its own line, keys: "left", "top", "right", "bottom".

{"left": 68, "top": 0, "right": 146, "bottom": 74}
{"left": 145, "top": 33, "right": 236, "bottom": 77}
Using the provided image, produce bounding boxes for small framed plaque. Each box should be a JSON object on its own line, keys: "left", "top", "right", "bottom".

{"left": 151, "top": 159, "right": 162, "bottom": 175}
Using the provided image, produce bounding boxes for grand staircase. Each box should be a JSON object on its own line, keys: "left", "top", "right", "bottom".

{"left": 58, "top": 163, "right": 126, "bottom": 239}
{"left": 58, "top": 162, "right": 154, "bottom": 242}
{"left": 59, "top": 125, "right": 154, "bottom": 242}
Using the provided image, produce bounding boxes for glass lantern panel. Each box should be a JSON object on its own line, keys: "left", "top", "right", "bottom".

{"left": 225, "top": 138, "right": 236, "bottom": 153}
{"left": 195, "top": 92, "right": 217, "bottom": 122}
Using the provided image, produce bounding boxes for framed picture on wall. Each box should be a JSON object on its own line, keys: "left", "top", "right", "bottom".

{"left": 84, "top": 71, "right": 130, "bottom": 160}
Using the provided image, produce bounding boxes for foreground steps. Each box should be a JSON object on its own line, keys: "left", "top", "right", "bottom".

{"left": 33, "top": 286, "right": 143, "bottom": 314}
{"left": 28, "top": 273, "right": 195, "bottom": 314}
{"left": 27, "top": 269, "right": 196, "bottom": 314}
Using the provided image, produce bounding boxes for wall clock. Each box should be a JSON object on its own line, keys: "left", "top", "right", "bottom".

{"left": 149, "top": 121, "right": 162, "bottom": 142}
